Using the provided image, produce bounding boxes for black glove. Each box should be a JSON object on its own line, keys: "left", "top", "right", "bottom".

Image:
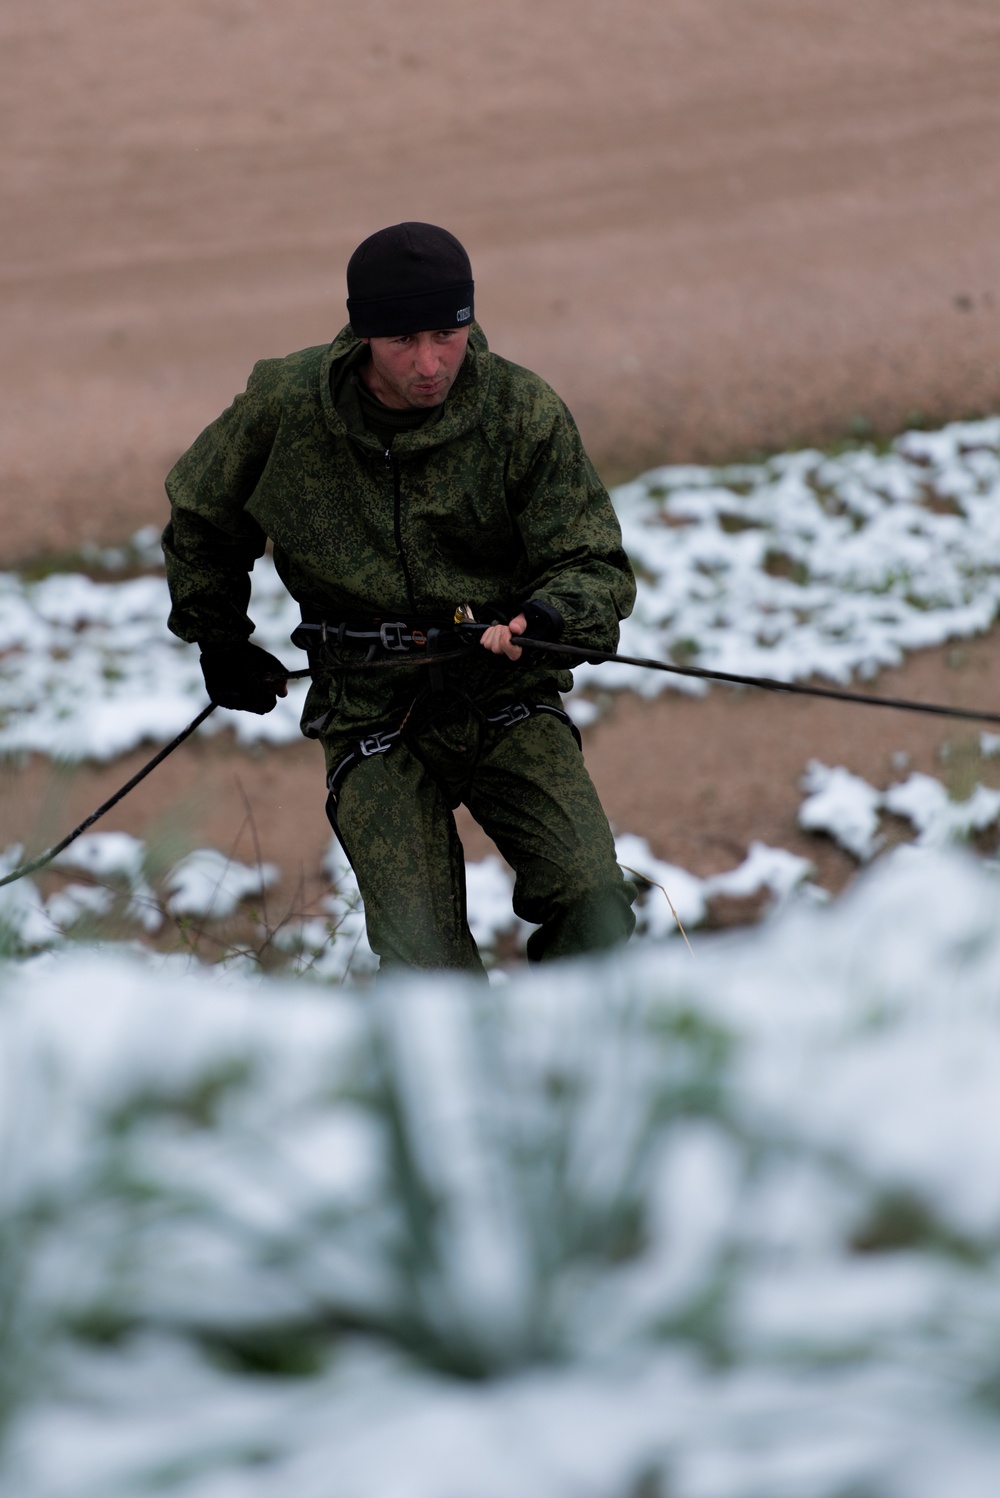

{"left": 520, "top": 599, "right": 564, "bottom": 642}
{"left": 199, "top": 641, "right": 289, "bottom": 714}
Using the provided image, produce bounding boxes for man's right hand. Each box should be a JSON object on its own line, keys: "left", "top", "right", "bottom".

{"left": 480, "top": 613, "right": 527, "bottom": 661}
{"left": 199, "top": 641, "right": 290, "bottom": 714}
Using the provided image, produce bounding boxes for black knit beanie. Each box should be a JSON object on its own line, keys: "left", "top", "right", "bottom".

{"left": 346, "top": 222, "right": 474, "bottom": 338}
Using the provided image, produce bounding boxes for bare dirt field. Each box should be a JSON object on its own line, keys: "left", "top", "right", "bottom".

{"left": 2, "top": 0, "right": 1000, "bottom": 932}
{"left": 3, "top": 0, "right": 1000, "bottom": 558}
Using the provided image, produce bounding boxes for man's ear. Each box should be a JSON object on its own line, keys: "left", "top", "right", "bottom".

{"left": 359, "top": 337, "right": 370, "bottom": 346}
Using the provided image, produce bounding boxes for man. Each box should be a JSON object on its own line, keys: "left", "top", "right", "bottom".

{"left": 163, "top": 222, "right": 637, "bottom": 972}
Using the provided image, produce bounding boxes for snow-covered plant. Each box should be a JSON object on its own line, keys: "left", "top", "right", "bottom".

{"left": 5, "top": 848, "right": 1000, "bottom": 1498}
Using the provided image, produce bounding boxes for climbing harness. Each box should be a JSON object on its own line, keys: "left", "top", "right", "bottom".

{"left": 326, "top": 723, "right": 406, "bottom": 806}
{"left": 4, "top": 614, "right": 1000, "bottom": 890}
{"left": 325, "top": 695, "right": 582, "bottom": 815}
{"left": 289, "top": 608, "right": 491, "bottom": 675}
{"left": 291, "top": 612, "right": 458, "bottom": 659}
{"left": 484, "top": 698, "right": 582, "bottom": 749}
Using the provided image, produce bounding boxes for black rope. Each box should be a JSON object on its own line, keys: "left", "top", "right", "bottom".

{"left": 0, "top": 704, "right": 217, "bottom": 890}
{"left": 303, "top": 633, "right": 1000, "bottom": 723}
{"left": 4, "top": 628, "right": 999, "bottom": 892}
{"left": 495, "top": 635, "right": 1000, "bottom": 726}
{"left": 0, "top": 655, "right": 473, "bottom": 889}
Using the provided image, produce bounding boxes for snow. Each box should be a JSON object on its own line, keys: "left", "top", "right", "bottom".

{"left": 54, "top": 831, "right": 146, "bottom": 881}
{"left": 706, "top": 839, "right": 815, "bottom": 904}
{"left": 164, "top": 848, "right": 278, "bottom": 918}
{"left": 463, "top": 853, "right": 532, "bottom": 953}
{"left": 2, "top": 417, "right": 999, "bottom": 761}
{"left": 0, "top": 556, "right": 309, "bottom": 761}
{"left": 0, "top": 838, "right": 292, "bottom": 955}
{"left": 0, "top": 847, "right": 51, "bottom": 948}
{"left": 798, "top": 760, "right": 884, "bottom": 860}
{"left": 5, "top": 849, "right": 1000, "bottom": 1494}
{"left": 800, "top": 761, "right": 1000, "bottom": 860}
{"left": 615, "top": 831, "right": 818, "bottom": 940}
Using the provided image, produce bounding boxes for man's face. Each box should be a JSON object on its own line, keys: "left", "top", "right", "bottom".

{"left": 361, "top": 328, "right": 469, "bottom": 410}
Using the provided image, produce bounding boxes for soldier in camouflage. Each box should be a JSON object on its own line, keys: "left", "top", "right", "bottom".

{"left": 163, "top": 222, "right": 637, "bottom": 972}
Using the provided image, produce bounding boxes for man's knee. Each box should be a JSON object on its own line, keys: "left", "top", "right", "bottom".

{"left": 525, "top": 881, "right": 636, "bottom": 963}
{"left": 515, "top": 857, "right": 637, "bottom": 962}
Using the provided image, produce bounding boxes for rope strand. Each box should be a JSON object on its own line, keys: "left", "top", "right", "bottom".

{"left": 0, "top": 704, "right": 217, "bottom": 889}
{"left": 3, "top": 627, "right": 998, "bottom": 890}
{"left": 500, "top": 635, "right": 1000, "bottom": 726}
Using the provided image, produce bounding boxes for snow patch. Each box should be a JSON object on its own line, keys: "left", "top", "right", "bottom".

{"left": 3, "top": 416, "right": 1000, "bottom": 762}
{"left": 800, "top": 762, "right": 1000, "bottom": 861}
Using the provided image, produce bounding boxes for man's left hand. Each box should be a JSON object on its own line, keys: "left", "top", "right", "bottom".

{"left": 480, "top": 613, "right": 526, "bottom": 661}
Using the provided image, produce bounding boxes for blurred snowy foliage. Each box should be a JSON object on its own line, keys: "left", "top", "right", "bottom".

{"left": 4, "top": 848, "right": 1000, "bottom": 1495}
{"left": 2, "top": 419, "right": 1000, "bottom": 758}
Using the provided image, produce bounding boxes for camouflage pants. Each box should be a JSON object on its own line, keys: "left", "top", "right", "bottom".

{"left": 325, "top": 699, "right": 636, "bottom": 973}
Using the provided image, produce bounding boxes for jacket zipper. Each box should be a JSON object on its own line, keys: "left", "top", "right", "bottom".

{"left": 386, "top": 448, "right": 416, "bottom": 613}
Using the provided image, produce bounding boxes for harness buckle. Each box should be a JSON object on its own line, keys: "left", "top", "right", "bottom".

{"left": 490, "top": 701, "right": 531, "bottom": 729}
{"left": 358, "top": 729, "right": 398, "bottom": 758}
{"left": 379, "top": 621, "right": 409, "bottom": 651}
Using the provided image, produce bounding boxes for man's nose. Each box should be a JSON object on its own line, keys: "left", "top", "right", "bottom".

{"left": 413, "top": 341, "right": 440, "bottom": 375}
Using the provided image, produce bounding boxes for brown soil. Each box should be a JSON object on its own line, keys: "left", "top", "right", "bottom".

{"left": 3, "top": 1, "right": 1000, "bottom": 561}
{"left": 3, "top": 1, "right": 1000, "bottom": 940}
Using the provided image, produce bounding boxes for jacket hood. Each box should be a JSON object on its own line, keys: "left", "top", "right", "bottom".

{"left": 320, "top": 322, "right": 492, "bottom": 452}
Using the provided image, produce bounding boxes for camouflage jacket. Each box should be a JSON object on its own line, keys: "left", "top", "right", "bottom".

{"left": 163, "top": 323, "right": 635, "bottom": 744}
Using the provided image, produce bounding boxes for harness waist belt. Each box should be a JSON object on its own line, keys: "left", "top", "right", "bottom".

{"left": 292, "top": 617, "right": 448, "bottom": 653}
